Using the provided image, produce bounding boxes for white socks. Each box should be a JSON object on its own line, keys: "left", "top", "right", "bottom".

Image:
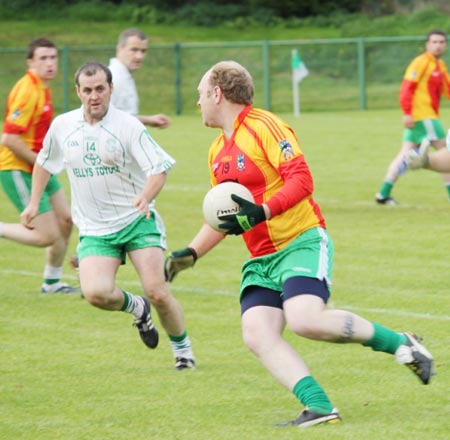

{"left": 43, "top": 265, "right": 63, "bottom": 280}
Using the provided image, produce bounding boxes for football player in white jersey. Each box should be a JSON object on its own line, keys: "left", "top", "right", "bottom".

{"left": 109, "top": 28, "right": 171, "bottom": 129}
{"left": 21, "top": 62, "right": 195, "bottom": 370}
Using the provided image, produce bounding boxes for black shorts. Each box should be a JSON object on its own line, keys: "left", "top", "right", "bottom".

{"left": 240, "top": 276, "right": 330, "bottom": 315}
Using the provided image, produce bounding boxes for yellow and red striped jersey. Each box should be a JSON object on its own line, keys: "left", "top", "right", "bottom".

{"left": 399, "top": 52, "right": 450, "bottom": 121}
{"left": 0, "top": 70, "right": 53, "bottom": 172}
{"left": 208, "top": 105, "right": 325, "bottom": 258}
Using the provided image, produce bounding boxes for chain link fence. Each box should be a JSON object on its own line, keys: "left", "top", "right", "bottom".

{"left": 1, "top": 36, "right": 450, "bottom": 117}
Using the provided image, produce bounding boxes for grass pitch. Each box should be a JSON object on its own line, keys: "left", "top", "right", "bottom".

{"left": 1, "top": 109, "right": 449, "bottom": 439}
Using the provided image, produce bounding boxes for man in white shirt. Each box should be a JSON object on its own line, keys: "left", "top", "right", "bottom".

{"left": 21, "top": 62, "right": 195, "bottom": 370}
{"left": 109, "top": 28, "right": 171, "bottom": 129}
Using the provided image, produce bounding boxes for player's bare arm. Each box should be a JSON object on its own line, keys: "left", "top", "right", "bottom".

{"left": 188, "top": 223, "right": 225, "bottom": 258}
{"left": 1, "top": 133, "right": 37, "bottom": 165}
{"left": 133, "top": 172, "right": 167, "bottom": 217}
{"left": 139, "top": 114, "right": 171, "bottom": 128}
{"left": 20, "top": 204, "right": 39, "bottom": 229}
{"left": 20, "top": 163, "right": 52, "bottom": 229}
{"left": 402, "top": 114, "right": 414, "bottom": 129}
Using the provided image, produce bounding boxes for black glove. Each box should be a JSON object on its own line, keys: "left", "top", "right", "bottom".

{"left": 164, "top": 247, "right": 198, "bottom": 282}
{"left": 218, "top": 194, "right": 266, "bottom": 235}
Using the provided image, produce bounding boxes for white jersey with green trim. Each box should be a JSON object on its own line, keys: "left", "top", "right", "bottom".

{"left": 37, "top": 105, "right": 175, "bottom": 236}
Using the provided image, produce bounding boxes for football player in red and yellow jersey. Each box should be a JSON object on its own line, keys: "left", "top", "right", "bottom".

{"left": 376, "top": 29, "right": 450, "bottom": 205}
{"left": 0, "top": 38, "right": 77, "bottom": 294}
{"left": 165, "top": 61, "right": 434, "bottom": 427}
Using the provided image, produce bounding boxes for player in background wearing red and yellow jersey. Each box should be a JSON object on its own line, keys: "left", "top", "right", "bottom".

{"left": 0, "top": 38, "right": 77, "bottom": 294}
{"left": 376, "top": 29, "right": 450, "bottom": 205}
{"left": 164, "top": 61, "right": 434, "bottom": 427}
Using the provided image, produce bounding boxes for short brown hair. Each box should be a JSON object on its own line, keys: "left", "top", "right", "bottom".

{"left": 426, "top": 29, "right": 448, "bottom": 41}
{"left": 27, "top": 37, "right": 57, "bottom": 59}
{"left": 118, "top": 28, "right": 147, "bottom": 45}
{"left": 208, "top": 61, "right": 254, "bottom": 105}
{"left": 75, "top": 62, "right": 112, "bottom": 86}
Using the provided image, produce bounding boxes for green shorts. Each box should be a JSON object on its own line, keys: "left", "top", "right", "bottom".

{"left": 240, "top": 226, "right": 334, "bottom": 299}
{"left": 77, "top": 213, "right": 167, "bottom": 265}
{"left": 403, "top": 119, "right": 446, "bottom": 144}
{"left": 0, "top": 170, "right": 61, "bottom": 214}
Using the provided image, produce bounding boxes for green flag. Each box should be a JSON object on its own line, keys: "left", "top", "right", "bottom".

{"left": 292, "top": 49, "right": 309, "bottom": 84}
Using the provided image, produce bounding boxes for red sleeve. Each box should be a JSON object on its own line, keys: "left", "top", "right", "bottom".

{"left": 399, "top": 79, "right": 417, "bottom": 115}
{"left": 3, "top": 121, "right": 28, "bottom": 135}
{"left": 266, "top": 155, "right": 313, "bottom": 217}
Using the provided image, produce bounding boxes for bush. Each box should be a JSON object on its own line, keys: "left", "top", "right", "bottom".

{"left": 0, "top": 0, "right": 363, "bottom": 24}
{"left": 175, "top": 3, "right": 251, "bottom": 27}
{"left": 131, "top": 5, "right": 171, "bottom": 24}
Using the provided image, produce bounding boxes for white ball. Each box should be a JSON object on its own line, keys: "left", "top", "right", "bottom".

{"left": 202, "top": 182, "right": 254, "bottom": 232}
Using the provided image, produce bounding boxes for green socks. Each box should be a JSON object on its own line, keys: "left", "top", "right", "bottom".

{"left": 293, "top": 376, "right": 333, "bottom": 414}
{"left": 363, "top": 322, "right": 407, "bottom": 354}
{"left": 292, "top": 323, "right": 407, "bottom": 414}
{"left": 43, "top": 278, "right": 60, "bottom": 285}
{"left": 445, "top": 184, "right": 450, "bottom": 198}
{"left": 379, "top": 181, "right": 394, "bottom": 198}
{"left": 292, "top": 322, "right": 408, "bottom": 413}
{"left": 382, "top": 179, "right": 450, "bottom": 199}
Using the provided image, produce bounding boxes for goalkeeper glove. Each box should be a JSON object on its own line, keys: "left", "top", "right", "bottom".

{"left": 406, "top": 139, "right": 430, "bottom": 170}
{"left": 164, "top": 247, "right": 198, "bottom": 282}
{"left": 218, "top": 194, "right": 266, "bottom": 235}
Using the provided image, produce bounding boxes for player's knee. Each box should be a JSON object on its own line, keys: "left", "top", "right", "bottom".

{"left": 80, "top": 281, "right": 115, "bottom": 308}
{"left": 83, "top": 290, "right": 111, "bottom": 308}
{"left": 83, "top": 293, "right": 101, "bottom": 307}
{"left": 242, "top": 323, "right": 270, "bottom": 355}
{"left": 34, "top": 229, "right": 59, "bottom": 247}
{"left": 145, "top": 287, "right": 170, "bottom": 308}
{"left": 242, "top": 331, "right": 260, "bottom": 355}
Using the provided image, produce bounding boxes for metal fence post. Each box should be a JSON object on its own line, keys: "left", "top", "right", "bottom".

{"left": 61, "top": 46, "right": 70, "bottom": 113}
{"left": 262, "top": 40, "right": 271, "bottom": 111}
{"left": 357, "top": 38, "right": 367, "bottom": 111}
{"left": 174, "top": 43, "right": 182, "bottom": 115}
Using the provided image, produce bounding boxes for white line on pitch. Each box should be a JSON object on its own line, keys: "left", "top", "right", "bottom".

{"left": 2, "top": 268, "right": 448, "bottom": 322}
{"left": 337, "top": 304, "right": 450, "bottom": 322}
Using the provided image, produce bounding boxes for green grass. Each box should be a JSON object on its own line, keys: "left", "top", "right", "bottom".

{"left": 0, "top": 19, "right": 342, "bottom": 47}
{"left": 1, "top": 109, "right": 449, "bottom": 439}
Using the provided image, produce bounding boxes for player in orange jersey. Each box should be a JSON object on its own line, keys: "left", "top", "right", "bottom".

{"left": 376, "top": 29, "right": 450, "bottom": 205}
{"left": 164, "top": 61, "right": 434, "bottom": 428}
{"left": 0, "top": 38, "right": 77, "bottom": 294}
